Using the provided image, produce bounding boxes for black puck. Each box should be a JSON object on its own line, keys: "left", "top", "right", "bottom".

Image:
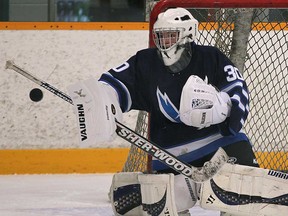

{"left": 29, "top": 88, "right": 43, "bottom": 102}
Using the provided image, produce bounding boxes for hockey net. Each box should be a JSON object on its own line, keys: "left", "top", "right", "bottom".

{"left": 122, "top": 0, "right": 288, "bottom": 173}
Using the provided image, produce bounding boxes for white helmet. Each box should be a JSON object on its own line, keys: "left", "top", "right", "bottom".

{"left": 153, "top": 8, "right": 198, "bottom": 71}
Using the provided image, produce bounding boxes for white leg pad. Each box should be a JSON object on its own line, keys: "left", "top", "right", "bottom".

{"left": 139, "top": 173, "right": 178, "bottom": 216}
{"left": 200, "top": 163, "right": 288, "bottom": 216}
{"left": 109, "top": 172, "right": 142, "bottom": 215}
{"left": 109, "top": 172, "right": 178, "bottom": 216}
{"left": 220, "top": 212, "right": 244, "bottom": 216}
{"left": 174, "top": 174, "right": 198, "bottom": 212}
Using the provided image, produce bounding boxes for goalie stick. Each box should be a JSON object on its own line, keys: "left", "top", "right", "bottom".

{"left": 5, "top": 60, "right": 229, "bottom": 182}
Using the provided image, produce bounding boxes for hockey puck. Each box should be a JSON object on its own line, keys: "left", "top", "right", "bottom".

{"left": 29, "top": 88, "right": 43, "bottom": 102}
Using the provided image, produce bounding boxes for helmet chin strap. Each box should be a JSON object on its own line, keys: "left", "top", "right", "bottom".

{"left": 163, "top": 51, "right": 171, "bottom": 59}
{"left": 161, "top": 43, "right": 192, "bottom": 73}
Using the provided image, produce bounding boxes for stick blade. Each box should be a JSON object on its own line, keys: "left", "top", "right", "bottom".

{"left": 191, "top": 147, "right": 229, "bottom": 182}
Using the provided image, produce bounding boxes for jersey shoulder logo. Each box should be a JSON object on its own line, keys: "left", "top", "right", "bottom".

{"left": 156, "top": 87, "right": 181, "bottom": 123}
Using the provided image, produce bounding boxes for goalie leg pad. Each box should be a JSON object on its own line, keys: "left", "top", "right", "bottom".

{"left": 220, "top": 212, "right": 244, "bottom": 216}
{"left": 139, "top": 173, "right": 178, "bottom": 216}
{"left": 174, "top": 174, "right": 198, "bottom": 212}
{"left": 109, "top": 172, "right": 143, "bottom": 216}
{"left": 109, "top": 172, "right": 178, "bottom": 216}
{"left": 200, "top": 163, "right": 288, "bottom": 216}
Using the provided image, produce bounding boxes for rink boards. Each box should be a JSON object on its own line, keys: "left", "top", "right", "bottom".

{"left": 0, "top": 22, "right": 286, "bottom": 174}
{"left": 0, "top": 148, "right": 287, "bottom": 174}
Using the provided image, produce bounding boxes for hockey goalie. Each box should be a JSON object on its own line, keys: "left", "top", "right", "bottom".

{"left": 67, "top": 7, "right": 288, "bottom": 216}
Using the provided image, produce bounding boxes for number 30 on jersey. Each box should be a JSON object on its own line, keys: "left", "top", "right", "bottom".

{"left": 224, "top": 65, "right": 244, "bottom": 82}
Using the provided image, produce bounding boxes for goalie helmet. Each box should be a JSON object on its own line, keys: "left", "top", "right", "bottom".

{"left": 153, "top": 8, "right": 199, "bottom": 73}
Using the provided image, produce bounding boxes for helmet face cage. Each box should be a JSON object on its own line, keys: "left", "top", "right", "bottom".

{"left": 152, "top": 8, "right": 198, "bottom": 68}
{"left": 153, "top": 28, "right": 184, "bottom": 51}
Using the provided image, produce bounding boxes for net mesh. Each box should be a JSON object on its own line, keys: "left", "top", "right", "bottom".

{"left": 123, "top": 2, "right": 288, "bottom": 172}
{"left": 122, "top": 111, "right": 150, "bottom": 172}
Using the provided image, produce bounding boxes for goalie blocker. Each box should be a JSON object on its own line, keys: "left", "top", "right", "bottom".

{"left": 67, "top": 78, "right": 123, "bottom": 147}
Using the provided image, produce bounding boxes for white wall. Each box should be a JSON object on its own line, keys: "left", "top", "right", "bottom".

{"left": 0, "top": 30, "right": 149, "bottom": 149}
{"left": 1, "top": 29, "right": 286, "bottom": 151}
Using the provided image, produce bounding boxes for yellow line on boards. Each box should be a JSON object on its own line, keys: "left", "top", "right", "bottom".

{"left": 0, "top": 22, "right": 149, "bottom": 30}
{"left": 0, "top": 149, "right": 286, "bottom": 174}
{"left": 0, "top": 22, "right": 286, "bottom": 31}
{"left": 255, "top": 151, "right": 288, "bottom": 171}
{"left": 0, "top": 148, "right": 130, "bottom": 174}
{"left": 199, "top": 22, "right": 288, "bottom": 31}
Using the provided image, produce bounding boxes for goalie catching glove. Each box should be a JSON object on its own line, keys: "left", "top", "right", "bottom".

{"left": 67, "top": 78, "right": 122, "bottom": 147}
{"left": 179, "top": 75, "right": 231, "bottom": 128}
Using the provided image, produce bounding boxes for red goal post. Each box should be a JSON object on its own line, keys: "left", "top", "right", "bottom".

{"left": 148, "top": 0, "right": 288, "bottom": 47}
{"left": 122, "top": 0, "right": 288, "bottom": 173}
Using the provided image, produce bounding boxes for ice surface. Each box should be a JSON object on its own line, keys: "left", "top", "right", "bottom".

{"left": 0, "top": 174, "right": 219, "bottom": 216}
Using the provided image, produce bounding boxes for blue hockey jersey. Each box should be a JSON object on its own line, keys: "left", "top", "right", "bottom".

{"left": 99, "top": 42, "right": 250, "bottom": 172}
